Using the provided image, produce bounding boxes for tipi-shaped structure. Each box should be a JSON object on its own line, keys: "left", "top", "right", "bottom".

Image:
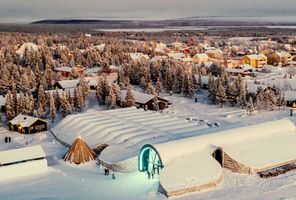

{"left": 64, "top": 136, "right": 96, "bottom": 164}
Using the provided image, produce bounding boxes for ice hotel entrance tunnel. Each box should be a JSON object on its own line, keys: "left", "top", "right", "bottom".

{"left": 138, "top": 144, "right": 163, "bottom": 174}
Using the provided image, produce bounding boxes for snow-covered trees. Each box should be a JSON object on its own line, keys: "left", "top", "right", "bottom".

{"left": 182, "top": 74, "right": 194, "bottom": 97}
{"left": 74, "top": 87, "right": 85, "bottom": 112}
{"left": 5, "top": 90, "right": 15, "bottom": 120}
{"left": 239, "top": 81, "right": 247, "bottom": 109}
{"left": 146, "top": 82, "right": 156, "bottom": 95}
{"left": 79, "top": 76, "right": 89, "bottom": 100}
{"left": 49, "top": 93, "right": 56, "bottom": 122}
{"left": 37, "top": 85, "right": 46, "bottom": 111}
{"left": 247, "top": 97, "right": 255, "bottom": 115}
{"left": 277, "top": 93, "right": 286, "bottom": 110}
{"left": 125, "top": 87, "right": 135, "bottom": 107}
{"left": 216, "top": 78, "right": 227, "bottom": 108}
{"left": 96, "top": 76, "right": 109, "bottom": 104}
{"left": 208, "top": 74, "right": 217, "bottom": 104}
{"left": 155, "top": 77, "right": 163, "bottom": 95}
{"left": 60, "top": 92, "right": 72, "bottom": 117}
{"left": 106, "top": 85, "right": 117, "bottom": 109}
{"left": 256, "top": 87, "right": 277, "bottom": 111}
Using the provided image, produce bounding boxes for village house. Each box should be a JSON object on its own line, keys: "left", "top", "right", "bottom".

{"left": 273, "top": 51, "right": 293, "bottom": 64}
{"left": 54, "top": 79, "right": 80, "bottom": 90}
{"left": 205, "top": 49, "right": 223, "bottom": 60}
{"left": 119, "top": 90, "right": 170, "bottom": 111}
{"left": 129, "top": 53, "right": 150, "bottom": 61}
{"left": 192, "top": 53, "right": 209, "bottom": 63}
{"left": 8, "top": 114, "right": 48, "bottom": 134}
{"left": 54, "top": 66, "right": 84, "bottom": 78}
{"left": 241, "top": 54, "right": 267, "bottom": 68}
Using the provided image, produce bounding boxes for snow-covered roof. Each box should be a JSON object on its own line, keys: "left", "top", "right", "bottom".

{"left": 9, "top": 114, "right": 46, "bottom": 127}
{"left": 235, "top": 64, "right": 253, "bottom": 70}
{"left": 16, "top": 43, "right": 39, "bottom": 56}
{"left": 196, "top": 62, "right": 213, "bottom": 68}
{"left": 150, "top": 56, "right": 168, "bottom": 63}
{"left": 148, "top": 119, "right": 296, "bottom": 195}
{"left": 54, "top": 66, "right": 72, "bottom": 73}
{"left": 180, "top": 57, "right": 193, "bottom": 62}
{"left": 51, "top": 107, "right": 209, "bottom": 164}
{"left": 93, "top": 44, "right": 106, "bottom": 52}
{"left": 153, "top": 119, "right": 295, "bottom": 167}
{"left": 193, "top": 53, "right": 209, "bottom": 59}
{"left": 0, "top": 145, "right": 46, "bottom": 165}
{"left": 225, "top": 68, "right": 248, "bottom": 73}
{"left": 0, "top": 95, "right": 5, "bottom": 107}
{"left": 275, "top": 51, "right": 291, "bottom": 58}
{"left": 167, "top": 52, "right": 185, "bottom": 60}
{"left": 246, "top": 54, "right": 267, "bottom": 60}
{"left": 120, "top": 90, "right": 154, "bottom": 104}
{"left": 205, "top": 48, "right": 223, "bottom": 54}
{"left": 129, "top": 53, "right": 150, "bottom": 61}
{"left": 284, "top": 90, "right": 296, "bottom": 101}
{"left": 56, "top": 79, "right": 80, "bottom": 89}
{"left": 45, "top": 88, "right": 75, "bottom": 97}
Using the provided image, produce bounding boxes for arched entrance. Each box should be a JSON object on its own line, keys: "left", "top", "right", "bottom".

{"left": 138, "top": 144, "right": 163, "bottom": 174}
{"left": 212, "top": 148, "right": 223, "bottom": 166}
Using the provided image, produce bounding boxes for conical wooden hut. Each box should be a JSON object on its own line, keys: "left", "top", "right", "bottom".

{"left": 64, "top": 136, "right": 96, "bottom": 164}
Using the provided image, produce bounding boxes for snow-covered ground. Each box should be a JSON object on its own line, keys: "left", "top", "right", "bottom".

{"left": 1, "top": 90, "right": 296, "bottom": 199}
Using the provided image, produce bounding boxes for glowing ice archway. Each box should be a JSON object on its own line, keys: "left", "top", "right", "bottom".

{"left": 138, "top": 144, "right": 163, "bottom": 172}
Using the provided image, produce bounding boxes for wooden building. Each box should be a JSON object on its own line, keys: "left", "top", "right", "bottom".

{"left": 119, "top": 90, "right": 170, "bottom": 111}
{"left": 8, "top": 114, "right": 47, "bottom": 134}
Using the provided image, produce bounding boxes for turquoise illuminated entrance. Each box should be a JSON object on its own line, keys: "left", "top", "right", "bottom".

{"left": 138, "top": 144, "right": 163, "bottom": 173}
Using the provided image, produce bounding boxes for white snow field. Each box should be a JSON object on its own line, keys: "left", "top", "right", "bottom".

{"left": 2, "top": 93, "right": 296, "bottom": 199}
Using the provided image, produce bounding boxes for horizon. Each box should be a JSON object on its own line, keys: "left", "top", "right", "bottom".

{"left": 0, "top": 0, "right": 296, "bottom": 23}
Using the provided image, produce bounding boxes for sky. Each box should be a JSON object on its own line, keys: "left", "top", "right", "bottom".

{"left": 0, "top": 0, "right": 295, "bottom": 23}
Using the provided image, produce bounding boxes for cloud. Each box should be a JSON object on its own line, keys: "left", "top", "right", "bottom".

{"left": 0, "top": 0, "right": 295, "bottom": 22}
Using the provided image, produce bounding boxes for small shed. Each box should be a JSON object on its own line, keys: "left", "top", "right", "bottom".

{"left": 64, "top": 136, "right": 96, "bottom": 164}
{"left": 0, "top": 145, "right": 47, "bottom": 181}
{"left": 54, "top": 79, "right": 80, "bottom": 90}
{"left": 8, "top": 114, "right": 47, "bottom": 134}
{"left": 119, "top": 90, "right": 170, "bottom": 111}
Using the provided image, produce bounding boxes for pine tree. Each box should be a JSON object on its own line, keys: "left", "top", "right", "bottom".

{"left": 125, "top": 87, "right": 135, "bottom": 107}
{"left": 60, "top": 92, "right": 72, "bottom": 117}
{"left": 247, "top": 97, "right": 255, "bottom": 115}
{"left": 208, "top": 74, "right": 217, "bottom": 104}
{"left": 216, "top": 78, "right": 227, "bottom": 108}
{"left": 38, "top": 84, "right": 46, "bottom": 110}
{"left": 173, "top": 69, "right": 183, "bottom": 94}
{"left": 75, "top": 86, "right": 85, "bottom": 112}
{"left": 146, "top": 82, "right": 156, "bottom": 95}
{"left": 37, "top": 101, "right": 46, "bottom": 118}
{"left": 96, "top": 77, "right": 104, "bottom": 104}
{"left": 54, "top": 88, "right": 61, "bottom": 111}
{"left": 79, "top": 76, "right": 89, "bottom": 100}
{"left": 16, "top": 92, "right": 25, "bottom": 115}
{"left": 277, "top": 93, "right": 286, "bottom": 110}
{"left": 49, "top": 93, "right": 56, "bottom": 122}
{"left": 155, "top": 77, "right": 163, "bottom": 95}
{"left": 140, "top": 76, "right": 147, "bottom": 90}
{"left": 5, "top": 90, "right": 15, "bottom": 120}
{"left": 227, "top": 81, "right": 239, "bottom": 106}
{"left": 166, "top": 67, "right": 174, "bottom": 93}
{"left": 192, "top": 74, "right": 198, "bottom": 90}
{"left": 198, "top": 70, "right": 202, "bottom": 89}
{"left": 239, "top": 81, "right": 247, "bottom": 109}
{"left": 106, "top": 86, "right": 117, "bottom": 109}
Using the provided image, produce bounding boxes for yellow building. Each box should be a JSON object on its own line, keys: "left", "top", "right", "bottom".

{"left": 193, "top": 53, "right": 209, "bottom": 63}
{"left": 241, "top": 54, "right": 267, "bottom": 68}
